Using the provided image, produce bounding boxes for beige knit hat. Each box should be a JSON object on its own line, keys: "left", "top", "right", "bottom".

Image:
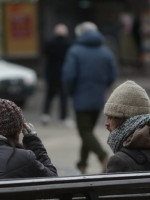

{"left": 104, "top": 80, "right": 150, "bottom": 118}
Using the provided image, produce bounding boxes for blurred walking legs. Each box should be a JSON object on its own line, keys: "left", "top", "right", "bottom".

{"left": 41, "top": 85, "right": 75, "bottom": 127}
{"left": 76, "top": 111, "right": 108, "bottom": 174}
{"left": 41, "top": 85, "right": 68, "bottom": 124}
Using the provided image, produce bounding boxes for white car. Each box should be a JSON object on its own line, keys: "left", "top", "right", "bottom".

{"left": 0, "top": 59, "right": 38, "bottom": 107}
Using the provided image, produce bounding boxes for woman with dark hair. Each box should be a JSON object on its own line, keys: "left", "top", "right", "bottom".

{"left": 0, "top": 99, "right": 57, "bottom": 178}
{"left": 104, "top": 81, "right": 150, "bottom": 173}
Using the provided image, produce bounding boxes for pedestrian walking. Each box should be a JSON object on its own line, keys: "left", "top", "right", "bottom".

{"left": 104, "top": 80, "right": 150, "bottom": 173}
{"left": 41, "top": 23, "right": 73, "bottom": 127}
{"left": 62, "top": 22, "right": 118, "bottom": 174}
{"left": 0, "top": 98, "right": 57, "bottom": 178}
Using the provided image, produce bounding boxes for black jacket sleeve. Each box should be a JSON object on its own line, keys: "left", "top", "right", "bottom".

{"left": 23, "top": 133, "right": 58, "bottom": 177}
{"left": 106, "top": 153, "right": 131, "bottom": 173}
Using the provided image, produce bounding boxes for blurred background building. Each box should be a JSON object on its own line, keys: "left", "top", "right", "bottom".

{"left": 0, "top": 0, "right": 150, "bottom": 75}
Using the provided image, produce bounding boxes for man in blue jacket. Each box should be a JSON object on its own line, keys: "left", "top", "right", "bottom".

{"left": 62, "top": 22, "right": 118, "bottom": 174}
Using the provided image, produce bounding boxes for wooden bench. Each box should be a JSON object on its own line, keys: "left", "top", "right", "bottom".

{"left": 1, "top": 172, "right": 150, "bottom": 200}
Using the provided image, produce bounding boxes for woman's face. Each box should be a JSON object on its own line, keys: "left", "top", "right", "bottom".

{"left": 105, "top": 116, "right": 121, "bottom": 132}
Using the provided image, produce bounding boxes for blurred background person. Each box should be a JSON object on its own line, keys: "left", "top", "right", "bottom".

{"left": 119, "top": 13, "right": 139, "bottom": 67}
{"left": 132, "top": 13, "right": 142, "bottom": 56}
{"left": 41, "top": 24, "right": 73, "bottom": 126}
{"left": 62, "top": 21, "right": 118, "bottom": 174}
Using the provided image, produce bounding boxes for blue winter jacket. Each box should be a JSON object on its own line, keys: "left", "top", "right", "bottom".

{"left": 62, "top": 30, "right": 118, "bottom": 111}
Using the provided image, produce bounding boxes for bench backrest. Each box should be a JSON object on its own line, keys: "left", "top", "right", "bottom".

{"left": 1, "top": 172, "right": 150, "bottom": 200}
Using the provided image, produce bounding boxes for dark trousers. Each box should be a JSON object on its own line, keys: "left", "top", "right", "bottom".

{"left": 43, "top": 84, "right": 67, "bottom": 120}
{"left": 76, "top": 111, "right": 107, "bottom": 167}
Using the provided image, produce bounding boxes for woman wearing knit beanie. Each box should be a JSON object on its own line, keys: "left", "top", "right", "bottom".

{"left": 0, "top": 99, "right": 57, "bottom": 178}
{"left": 104, "top": 80, "right": 150, "bottom": 172}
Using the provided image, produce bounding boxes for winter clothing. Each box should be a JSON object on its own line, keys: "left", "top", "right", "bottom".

{"left": 0, "top": 133, "right": 57, "bottom": 178}
{"left": 104, "top": 81, "right": 150, "bottom": 173}
{"left": 44, "top": 36, "right": 71, "bottom": 87}
{"left": 42, "top": 35, "right": 71, "bottom": 120}
{"left": 104, "top": 80, "right": 150, "bottom": 118}
{"left": 107, "top": 121, "right": 150, "bottom": 173}
{"left": 22, "top": 123, "right": 37, "bottom": 135}
{"left": 62, "top": 30, "right": 118, "bottom": 111}
{"left": 0, "top": 99, "right": 57, "bottom": 178}
{"left": 0, "top": 99, "right": 24, "bottom": 137}
{"left": 107, "top": 114, "right": 150, "bottom": 153}
{"left": 63, "top": 28, "right": 118, "bottom": 173}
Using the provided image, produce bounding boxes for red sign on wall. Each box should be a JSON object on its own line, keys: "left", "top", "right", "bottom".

{"left": 5, "top": 3, "right": 39, "bottom": 57}
{"left": 10, "top": 15, "right": 32, "bottom": 38}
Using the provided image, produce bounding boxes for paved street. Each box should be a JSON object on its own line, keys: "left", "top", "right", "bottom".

{"left": 23, "top": 79, "right": 111, "bottom": 176}
{"left": 22, "top": 76, "right": 150, "bottom": 176}
{"left": 32, "top": 123, "right": 111, "bottom": 176}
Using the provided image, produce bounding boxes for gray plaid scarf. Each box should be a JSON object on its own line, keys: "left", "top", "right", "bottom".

{"left": 107, "top": 114, "right": 150, "bottom": 153}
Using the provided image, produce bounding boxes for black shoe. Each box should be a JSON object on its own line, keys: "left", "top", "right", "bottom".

{"left": 76, "top": 163, "right": 86, "bottom": 174}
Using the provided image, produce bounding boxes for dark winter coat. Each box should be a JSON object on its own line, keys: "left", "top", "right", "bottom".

{"left": 62, "top": 30, "right": 118, "bottom": 111}
{"left": 0, "top": 134, "right": 57, "bottom": 179}
{"left": 107, "top": 125, "right": 150, "bottom": 173}
{"left": 44, "top": 36, "right": 71, "bottom": 88}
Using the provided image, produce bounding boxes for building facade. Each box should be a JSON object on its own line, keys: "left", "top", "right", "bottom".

{"left": 0, "top": 0, "right": 149, "bottom": 73}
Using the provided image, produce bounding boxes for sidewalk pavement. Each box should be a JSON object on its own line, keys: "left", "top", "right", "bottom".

{"left": 35, "top": 122, "right": 111, "bottom": 177}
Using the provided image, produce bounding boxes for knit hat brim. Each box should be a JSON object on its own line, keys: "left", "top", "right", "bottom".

{"left": 104, "top": 103, "right": 150, "bottom": 118}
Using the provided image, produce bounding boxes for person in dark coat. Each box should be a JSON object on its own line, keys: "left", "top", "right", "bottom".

{"left": 0, "top": 98, "right": 57, "bottom": 178}
{"left": 62, "top": 22, "right": 118, "bottom": 174}
{"left": 104, "top": 80, "right": 150, "bottom": 173}
{"left": 41, "top": 24, "right": 72, "bottom": 125}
